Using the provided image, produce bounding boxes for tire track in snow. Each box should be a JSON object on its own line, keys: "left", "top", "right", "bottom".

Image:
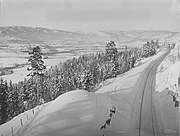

{"left": 127, "top": 50, "right": 170, "bottom": 136}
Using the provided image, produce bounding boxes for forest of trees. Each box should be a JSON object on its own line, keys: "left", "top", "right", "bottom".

{"left": 0, "top": 40, "right": 162, "bottom": 124}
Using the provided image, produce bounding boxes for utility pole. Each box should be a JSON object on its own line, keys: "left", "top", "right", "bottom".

{"left": 0, "top": 0, "right": 2, "bottom": 26}
{"left": 178, "top": 44, "right": 180, "bottom": 61}
{"left": 178, "top": 74, "right": 180, "bottom": 87}
{"left": 178, "top": 73, "right": 180, "bottom": 95}
{"left": 0, "top": 0, "right": 1, "bottom": 26}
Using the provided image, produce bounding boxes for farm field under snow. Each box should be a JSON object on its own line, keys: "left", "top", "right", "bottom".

{"left": 0, "top": 26, "right": 177, "bottom": 83}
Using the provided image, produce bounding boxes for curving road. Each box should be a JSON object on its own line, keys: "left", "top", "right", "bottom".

{"left": 10, "top": 49, "right": 175, "bottom": 136}
{"left": 127, "top": 50, "right": 170, "bottom": 136}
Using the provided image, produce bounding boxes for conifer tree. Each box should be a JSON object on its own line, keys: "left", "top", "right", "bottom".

{"left": 105, "top": 41, "right": 118, "bottom": 62}
{"left": 105, "top": 41, "right": 119, "bottom": 77}
{"left": 0, "top": 79, "right": 9, "bottom": 124}
{"left": 8, "top": 83, "right": 20, "bottom": 118}
{"left": 27, "top": 46, "right": 46, "bottom": 77}
{"left": 27, "top": 46, "right": 46, "bottom": 104}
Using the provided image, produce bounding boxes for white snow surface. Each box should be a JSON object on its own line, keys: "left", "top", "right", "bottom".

{"left": 156, "top": 44, "right": 180, "bottom": 93}
{"left": 154, "top": 44, "right": 180, "bottom": 135}
{"left": 0, "top": 50, "right": 168, "bottom": 136}
{"left": 0, "top": 105, "right": 46, "bottom": 136}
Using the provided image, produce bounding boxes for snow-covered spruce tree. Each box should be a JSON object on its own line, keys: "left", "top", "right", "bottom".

{"left": 7, "top": 80, "right": 21, "bottom": 119}
{"left": 142, "top": 40, "right": 157, "bottom": 58}
{"left": 81, "top": 70, "right": 94, "bottom": 92}
{"left": 105, "top": 41, "right": 118, "bottom": 62}
{"left": 27, "top": 46, "right": 46, "bottom": 105}
{"left": 0, "top": 79, "right": 9, "bottom": 124}
{"left": 105, "top": 41, "right": 119, "bottom": 78}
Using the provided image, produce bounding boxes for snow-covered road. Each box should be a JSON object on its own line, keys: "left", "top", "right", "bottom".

{"left": 127, "top": 50, "right": 170, "bottom": 136}
{"left": 12, "top": 50, "right": 172, "bottom": 136}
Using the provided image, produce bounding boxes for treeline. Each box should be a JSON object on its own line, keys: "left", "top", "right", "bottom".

{"left": 0, "top": 40, "right": 161, "bottom": 124}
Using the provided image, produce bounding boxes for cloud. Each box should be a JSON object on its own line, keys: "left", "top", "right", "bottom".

{"left": 169, "top": 0, "right": 180, "bottom": 14}
{"left": 2, "top": 0, "right": 179, "bottom": 31}
{"left": 47, "top": 8, "right": 150, "bottom": 23}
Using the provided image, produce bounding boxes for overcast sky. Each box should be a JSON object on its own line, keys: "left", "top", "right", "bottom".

{"left": 0, "top": 0, "right": 180, "bottom": 31}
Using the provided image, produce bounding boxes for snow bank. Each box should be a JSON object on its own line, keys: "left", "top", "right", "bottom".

{"left": 0, "top": 49, "right": 170, "bottom": 136}
{"left": 20, "top": 90, "right": 115, "bottom": 136}
{"left": 156, "top": 45, "right": 180, "bottom": 93}
{"left": 11, "top": 50, "right": 166, "bottom": 136}
{"left": 156, "top": 62, "right": 180, "bottom": 92}
{"left": 154, "top": 44, "right": 180, "bottom": 135}
{"left": 96, "top": 50, "right": 166, "bottom": 94}
{"left": 0, "top": 105, "right": 45, "bottom": 136}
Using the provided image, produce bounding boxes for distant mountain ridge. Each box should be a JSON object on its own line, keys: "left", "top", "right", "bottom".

{"left": 0, "top": 26, "right": 179, "bottom": 83}
{"left": 0, "top": 26, "right": 79, "bottom": 43}
{"left": 0, "top": 26, "right": 178, "bottom": 53}
{"left": 0, "top": 26, "right": 177, "bottom": 43}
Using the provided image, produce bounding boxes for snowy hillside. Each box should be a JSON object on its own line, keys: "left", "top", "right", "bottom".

{"left": 0, "top": 28, "right": 179, "bottom": 136}
{"left": 156, "top": 46, "right": 180, "bottom": 92}
{"left": 154, "top": 43, "right": 180, "bottom": 136}
{"left": 1, "top": 44, "right": 179, "bottom": 136}
{"left": 0, "top": 104, "right": 46, "bottom": 136}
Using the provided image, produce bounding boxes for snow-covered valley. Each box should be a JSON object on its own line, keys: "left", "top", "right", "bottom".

{"left": 0, "top": 27, "right": 177, "bottom": 83}
{"left": 0, "top": 27, "right": 180, "bottom": 136}
{"left": 0, "top": 36, "right": 179, "bottom": 136}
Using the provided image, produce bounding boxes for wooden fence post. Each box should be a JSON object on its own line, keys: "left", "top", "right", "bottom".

{"left": 11, "top": 127, "right": 13, "bottom": 136}
{"left": 20, "top": 119, "right": 23, "bottom": 126}
{"left": 27, "top": 114, "right": 28, "bottom": 120}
